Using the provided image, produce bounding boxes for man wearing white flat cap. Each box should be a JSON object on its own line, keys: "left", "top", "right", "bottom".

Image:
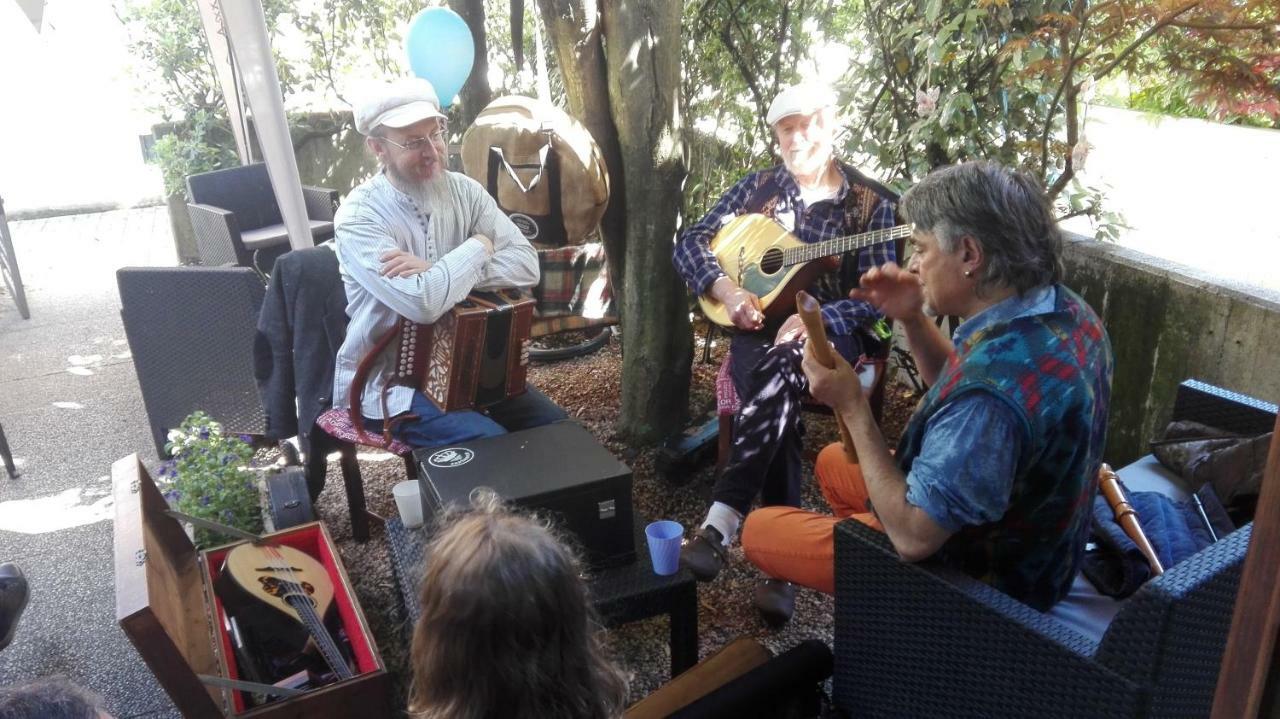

{"left": 332, "top": 77, "right": 566, "bottom": 448}
{"left": 673, "top": 82, "right": 899, "bottom": 625}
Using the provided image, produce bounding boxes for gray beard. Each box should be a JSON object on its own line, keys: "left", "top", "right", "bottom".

{"left": 386, "top": 167, "right": 451, "bottom": 216}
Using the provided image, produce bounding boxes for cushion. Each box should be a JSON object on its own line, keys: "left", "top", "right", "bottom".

{"left": 241, "top": 220, "right": 335, "bottom": 250}
{"left": 315, "top": 408, "right": 412, "bottom": 455}
{"left": 1046, "top": 454, "right": 1189, "bottom": 643}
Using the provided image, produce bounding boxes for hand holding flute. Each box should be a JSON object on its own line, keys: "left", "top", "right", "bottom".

{"left": 796, "top": 291, "right": 859, "bottom": 464}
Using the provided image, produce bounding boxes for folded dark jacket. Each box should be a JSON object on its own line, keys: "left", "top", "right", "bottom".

{"left": 1151, "top": 420, "right": 1271, "bottom": 525}
{"left": 1081, "top": 481, "right": 1220, "bottom": 599}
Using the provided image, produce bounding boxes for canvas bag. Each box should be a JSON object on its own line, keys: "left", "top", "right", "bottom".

{"left": 460, "top": 95, "right": 610, "bottom": 248}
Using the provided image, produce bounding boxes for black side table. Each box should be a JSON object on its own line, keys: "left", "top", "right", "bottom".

{"left": 386, "top": 516, "right": 699, "bottom": 678}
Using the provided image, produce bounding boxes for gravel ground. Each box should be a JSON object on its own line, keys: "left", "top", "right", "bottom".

{"left": 309, "top": 326, "right": 919, "bottom": 706}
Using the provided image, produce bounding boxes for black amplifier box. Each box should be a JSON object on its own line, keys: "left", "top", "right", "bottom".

{"left": 414, "top": 420, "right": 635, "bottom": 568}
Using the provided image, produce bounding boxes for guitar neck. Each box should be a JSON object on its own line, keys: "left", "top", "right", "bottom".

{"left": 783, "top": 224, "right": 913, "bottom": 267}
{"left": 287, "top": 595, "right": 354, "bottom": 680}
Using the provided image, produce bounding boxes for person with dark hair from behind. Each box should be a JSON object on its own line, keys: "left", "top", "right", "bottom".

{"left": 407, "top": 491, "right": 628, "bottom": 719}
{"left": 0, "top": 676, "right": 113, "bottom": 719}
{"left": 742, "top": 161, "right": 1114, "bottom": 612}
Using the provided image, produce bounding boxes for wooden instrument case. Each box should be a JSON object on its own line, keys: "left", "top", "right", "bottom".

{"left": 111, "top": 455, "right": 391, "bottom": 718}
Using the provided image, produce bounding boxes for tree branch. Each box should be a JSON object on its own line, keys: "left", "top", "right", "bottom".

{"left": 1169, "top": 20, "right": 1270, "bottom": 30}
{"left": 1056, "top": 206, "right": 1095, "bottom": 221}
{"left": 1093, "top": 0, "right": 1205, "bottom": 78}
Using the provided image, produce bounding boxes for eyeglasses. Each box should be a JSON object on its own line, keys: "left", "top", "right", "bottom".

{"left": 379, "top": 129, "right": 447, "bottom": 153}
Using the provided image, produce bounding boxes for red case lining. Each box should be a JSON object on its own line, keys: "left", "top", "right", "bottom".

{"left": 203, "top": 525, "right": 376, "bottom": 713}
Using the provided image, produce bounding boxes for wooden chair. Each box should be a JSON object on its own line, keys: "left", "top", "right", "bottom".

{"left": 311, "top": 409, "right": 418, "bottom": 543}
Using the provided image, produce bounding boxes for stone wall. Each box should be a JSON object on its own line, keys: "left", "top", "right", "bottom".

{"left": 1063, "top": 231, "right": 1280, "bottom": 464}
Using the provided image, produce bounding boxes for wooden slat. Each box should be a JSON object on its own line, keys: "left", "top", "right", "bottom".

{"left": 1212, "top": 413, "right": 1280, "bottom": 718}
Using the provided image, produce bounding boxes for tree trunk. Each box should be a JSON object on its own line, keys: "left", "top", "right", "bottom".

{"left": 535, "top": 0, "right": 627, "bottom": 304}
{"left": 601, "top": 0, "right": 691, "bottom": 442}
{"left": 449, "top": 0, "right": 492, "bottom": 129}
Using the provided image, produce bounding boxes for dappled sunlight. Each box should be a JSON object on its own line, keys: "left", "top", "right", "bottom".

{"left": 350, "top": 451, "right": 402, "bottom": 463}
{"left": 0, "top": 485, "right": 114, "bottom": 534}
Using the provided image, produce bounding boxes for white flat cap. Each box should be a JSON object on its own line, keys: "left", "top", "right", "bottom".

{"left": 766, "top": 83, "right": 837, "bottom": 126}
{"left": 354, "top": 77, "right": 446, "bottom": 136}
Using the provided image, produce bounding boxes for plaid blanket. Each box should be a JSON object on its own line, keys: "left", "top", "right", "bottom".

{"left": 534, "top": 242, "right": 613, "bottom": 319}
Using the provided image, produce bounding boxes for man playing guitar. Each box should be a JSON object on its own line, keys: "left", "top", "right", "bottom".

{"left": 333, "top": 78, "right": 566, "bottom": 448}
{"left": 671, "top": 83, "right": 899, "bottom": 625}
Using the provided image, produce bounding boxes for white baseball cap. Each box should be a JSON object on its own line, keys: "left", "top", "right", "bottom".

{"left": 765, "top": 83, "right": 837, "bottom": 126}
{"left": 354, "top": 77, "right": 447, "bottom": 136}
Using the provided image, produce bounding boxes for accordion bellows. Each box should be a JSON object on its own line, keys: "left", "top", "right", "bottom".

{"left": 393, "top": 290, "right": 536, "bottom": 412}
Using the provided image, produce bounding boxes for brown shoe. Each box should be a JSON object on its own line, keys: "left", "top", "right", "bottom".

{"left": 679, "top": 525, "right": 728, "bottom": 581}
{"left": 754, "top": 579, "right": 796, "bottom": 628}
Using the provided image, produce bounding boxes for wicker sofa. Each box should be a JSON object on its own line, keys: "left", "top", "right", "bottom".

{"left": 832, "top": 379, "right": 1276, "bottom": 718}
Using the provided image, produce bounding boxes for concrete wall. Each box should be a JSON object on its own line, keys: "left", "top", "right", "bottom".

{"left": 1063, "top": 231, "right": 1280, "bottom": 465}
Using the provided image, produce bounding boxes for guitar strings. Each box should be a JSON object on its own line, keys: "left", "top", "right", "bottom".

{"left": 784, "top": 225, "right": 914, "bottom": 266}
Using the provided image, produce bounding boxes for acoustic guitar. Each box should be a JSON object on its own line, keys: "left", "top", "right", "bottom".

{"left": 216, "top": 543, "right": 354, "bottom": 681}
{"left": 698, "top": 213, "right": 913, "bottom": 328}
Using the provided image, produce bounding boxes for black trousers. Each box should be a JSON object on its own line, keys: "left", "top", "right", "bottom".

{"left": 712, "top": 331, "right": 861, "bottom": 516}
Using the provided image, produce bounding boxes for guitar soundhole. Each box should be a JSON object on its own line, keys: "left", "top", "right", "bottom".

{"left": 760, "top": 247, "right": 785, "bottom": 275}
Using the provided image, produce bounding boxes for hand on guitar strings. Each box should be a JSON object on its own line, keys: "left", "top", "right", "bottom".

{"left": 851, "top": 262, "right": 925, "bottom": 321}
{"left": 710, "top": 277, "right": 764, "bottom": 331}
{"left": 379, "top": 249, "right": 434, "bottom": 278}
{"left": 800, "top": 341, "right": 865, "bottom": 417}
{"left": 773, "top": 314, "right": 809, "bottom": 346}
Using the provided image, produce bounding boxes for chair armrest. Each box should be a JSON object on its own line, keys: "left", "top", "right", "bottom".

{"left": 625, "top": 637, "right": 770, "bottom": 719}
{"left": 1095, "top": 523, "right": 1251, "bottom": 716}
{"left": 832, "top": 519, "right": 1142, "bottom": 718}
{"left": 1172, "top": 380, "right": 1276, "bottom": 435}
{"left": 186, "top": 203, "right": 245, "bottom": 266}
{"left": 302, "top": 186, "right": 339, "bottom": 222}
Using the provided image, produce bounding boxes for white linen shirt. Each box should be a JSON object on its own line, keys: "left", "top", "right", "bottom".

{"left": 332, "top": 170, "right": 538, "bottom": 419}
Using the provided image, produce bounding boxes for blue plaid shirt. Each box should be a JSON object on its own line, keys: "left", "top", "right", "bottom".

{"left": 673, "top": 162, "right": 898, "bottom": 336}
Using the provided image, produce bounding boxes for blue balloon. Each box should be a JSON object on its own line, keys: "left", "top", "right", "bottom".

{"left": 404, "top": 8, "right": 475, "bottom": 108}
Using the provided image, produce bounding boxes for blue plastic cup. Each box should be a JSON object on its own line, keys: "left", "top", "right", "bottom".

{"left": 645, "top": 520, "right": 684, "bottom": 576}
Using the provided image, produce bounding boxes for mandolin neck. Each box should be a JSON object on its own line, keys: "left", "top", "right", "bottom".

{"left": 782, "top": 224, "right": 913, "bottom": 267}
{"left": 286, "top": 594, "right": 354, "bottom": 680}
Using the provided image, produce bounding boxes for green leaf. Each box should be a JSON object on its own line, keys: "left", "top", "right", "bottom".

{"left": 926, "top": 0, "right": 943, "bottom": 26}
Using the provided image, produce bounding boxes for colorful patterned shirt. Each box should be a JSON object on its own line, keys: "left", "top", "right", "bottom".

{"left": 896, "top": 284, "right": 1114, "bottom": 611}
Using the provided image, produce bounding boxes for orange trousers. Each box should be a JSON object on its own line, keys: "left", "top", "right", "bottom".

{"left": 741, "top": 442, "right": 883, "bottom": 594}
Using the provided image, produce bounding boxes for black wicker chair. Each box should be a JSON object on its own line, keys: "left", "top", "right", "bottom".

{"left": 832, "top": 379, "right": 1276, "bottom": 719}
{"left": 118, "top": 266, "right": 268, "bottom": 457}
{"left": 186, "top": 163, "right": 338, "bottom": 272}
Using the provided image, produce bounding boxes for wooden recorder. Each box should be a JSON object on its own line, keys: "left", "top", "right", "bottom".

{"left": 391, "top": 289, "right": 536, "bottom": 412}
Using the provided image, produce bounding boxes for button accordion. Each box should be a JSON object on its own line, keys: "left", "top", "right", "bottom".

{"left": 390, "top": 289, "right": 536, "bottom": 412}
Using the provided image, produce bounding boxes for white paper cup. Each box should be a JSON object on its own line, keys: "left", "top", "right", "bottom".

{"left": 392, "top": 480, "right": 424, "bottom": 529}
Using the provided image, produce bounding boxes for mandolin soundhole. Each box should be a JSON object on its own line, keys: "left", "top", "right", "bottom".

{"left": 759, "top": 247, "right": 785, "bottom": 275}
